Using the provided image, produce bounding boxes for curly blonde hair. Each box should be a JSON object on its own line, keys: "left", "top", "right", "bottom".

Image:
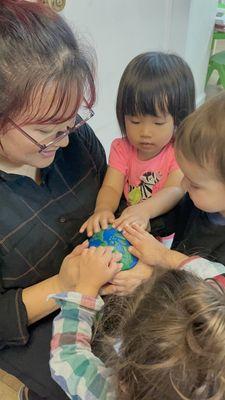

{"left": 100, "top": 269, "right": 225, "bottom": 400}
{"left": 175, "top": 91, "right": 225, "bottom": 184}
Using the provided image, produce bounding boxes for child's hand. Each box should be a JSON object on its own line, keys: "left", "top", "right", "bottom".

{"left": 113, "top": 204, "right": 150, "bottom": 231}
{"left": 79, "top": 210, "right": 115, "bottom": 237}
{"left": 123, "top": 223, "right": 168, "bottom": 267}
{"left": 75, "top": 246, "right": 122, "bottom": 297}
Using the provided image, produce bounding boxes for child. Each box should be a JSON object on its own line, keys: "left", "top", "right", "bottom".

{"left": 80, "top": 52, "right": 195, "bottom": 237}
{"left": 50, "top": 246, "right": 225, "bottom": 400}
{"left": 122, "top": 91, "right": 225, "bottom": 274}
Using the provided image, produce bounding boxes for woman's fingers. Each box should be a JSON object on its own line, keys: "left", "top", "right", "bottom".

{"left": 100, "top": 284, "right": 118, "bottom": 296}
{"left": 69, "top": 240, "right": 89, "bottom": 256}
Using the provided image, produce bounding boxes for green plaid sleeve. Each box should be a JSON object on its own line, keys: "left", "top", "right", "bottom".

{"left": 50, "top": 292, "right": 116, "bottom": 400}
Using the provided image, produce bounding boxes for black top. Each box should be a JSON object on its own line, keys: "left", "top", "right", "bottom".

{"left": 151, "top": 193, "right": 225, "bottom": 265}
{"left": 0, "top": 123, "right": 106, "bottom": 349}
{"left": 171, "top": 194, "right": 225, "bottom": 265}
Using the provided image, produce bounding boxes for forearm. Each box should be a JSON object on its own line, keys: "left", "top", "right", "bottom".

{"left": 22, "top": 274, "right": 61, "bottom": 325}
{"left": 144, "top": 187, "right": 184, "bottom": 219}
{"left": 95, "top": 185, "right": 121, "bottom": 213}
{"left": 50, "top": 292, "right": 115, "bottom": 400}
{"left": 161, "top": 249, "right": 189, "bottom": 269}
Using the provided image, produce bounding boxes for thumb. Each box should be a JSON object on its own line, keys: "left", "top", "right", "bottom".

{"left": 99, "top": 283, "right": 117, "bottom": 296}
{"left": 108, "top": 261, "right": 122, "bottom": 274}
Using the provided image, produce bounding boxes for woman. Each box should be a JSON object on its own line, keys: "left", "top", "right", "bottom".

{"left": 0, "top": 1, "right": 105, "bottom": 399}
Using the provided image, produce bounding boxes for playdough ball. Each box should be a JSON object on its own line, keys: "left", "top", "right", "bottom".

{"left": 88, "top": 225, "right": 138, "bottom": 271}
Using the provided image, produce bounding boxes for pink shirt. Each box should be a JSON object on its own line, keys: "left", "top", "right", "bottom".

{"left": 108, "top": 138, "right": 179, "bottom": 205}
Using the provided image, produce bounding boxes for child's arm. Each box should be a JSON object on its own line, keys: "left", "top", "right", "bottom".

{"left": 113, "top": 169, "right": 184, "bottom": 231}
{"left": 123, "top": 223, "right": 188, "bottom": 268}
{"left": 80, "top": 166, "right": 125, "bottom": 236}
{"left": 50, "top": 247, "right": 121, "bottom": 400}
{"left": 50, "top": 293, "right": 116, "bottom": 400}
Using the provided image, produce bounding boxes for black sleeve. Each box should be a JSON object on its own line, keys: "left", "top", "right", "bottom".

{"left": 76, "top": 123, "right": 107, "bottom": 184}
{"left": 0, "top": 273, "right": 29, "bottom": 349}
{"left": 150, "top": 193, "right": 194, "bottom": 239}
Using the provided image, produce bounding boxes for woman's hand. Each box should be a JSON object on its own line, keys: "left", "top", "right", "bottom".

{"left": 113, "top": 203, "right": 150, "bottom": 231}
{"left": 79, "top": 210, "right": 115, "bottom": 237}
{"left": 56, "top": 240, "right": 89, "bottom": 292}
{"left": 100, "top": 260, "right": 153, "bottom": 296}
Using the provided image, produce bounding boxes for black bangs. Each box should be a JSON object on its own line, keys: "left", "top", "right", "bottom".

{"left": 122, "top": 81, "right": 169, "bottom": 118}
{"left": 116, "top": 52, "right": 195, "bottom": 136}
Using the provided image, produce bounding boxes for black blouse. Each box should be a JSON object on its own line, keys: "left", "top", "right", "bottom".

{"left": 0, "top": 123, "right": 106, "bottom": 349}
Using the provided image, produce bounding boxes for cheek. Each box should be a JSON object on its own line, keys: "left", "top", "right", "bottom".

{"left": 126, "top": 128, "right": 137, "bottom": 143}
{"left": 181, "top": 177, "right": 188, "bottom": 191}
{"left": 164, "top": 128, "right": 174, "bottom": 143}
{"left": 3, "top": 134, "right": 38, "bottom": 160}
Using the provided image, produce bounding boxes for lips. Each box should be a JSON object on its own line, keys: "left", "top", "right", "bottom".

{"left": 139, "top": 142, "right": 154, "bottom": 147}
{"left": 41, "top": 150, "right": 57, "bottom": 158}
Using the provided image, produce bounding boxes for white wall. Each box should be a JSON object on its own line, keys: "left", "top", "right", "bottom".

{"left": 185, "top": 0, "right": 217, "bottom": 105}
{"left": 62, "top": 0, "right": 217, "bottom": 156}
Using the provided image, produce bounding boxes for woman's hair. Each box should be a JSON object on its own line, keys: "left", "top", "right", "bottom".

{"left": 116, "top": 52, "right": 195, "bottom": 136}
{"left": 0, "top": 0, "right": 96, "bottom": 129}
{"left": 175, "top": 91, "right": 225, "bottom": 184}
{"left": 101, "top": 269, "right": 225, "bottom": 400}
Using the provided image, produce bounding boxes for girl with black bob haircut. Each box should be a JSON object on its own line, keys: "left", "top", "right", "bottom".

{"left": 81, "top": 52, "right": 195, "bottom": 248}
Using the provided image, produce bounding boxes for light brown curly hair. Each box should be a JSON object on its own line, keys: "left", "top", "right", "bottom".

{"left": 175, "top": 91, "right": 225, "bottom": 184}
{"left": 99, "top": 268, "right": 225, "bottom": 400}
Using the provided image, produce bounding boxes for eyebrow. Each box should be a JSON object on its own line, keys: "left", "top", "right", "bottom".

{"left": 32, "top": 118, "right": 75, "bottom": 134}
{"left": 37, "top": 127, "right": 53, "bottom": 134}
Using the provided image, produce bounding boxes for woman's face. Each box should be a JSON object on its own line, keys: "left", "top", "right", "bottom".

{"left": 0, "top": 85, "right": 78, "bottom": 168}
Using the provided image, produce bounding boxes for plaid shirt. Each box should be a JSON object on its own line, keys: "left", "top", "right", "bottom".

{"left": 50, "top": 292, "right": 116, "bottom": 400}
{"left": 50, "top": 257, "right": 225, "bottom": 400}
{"left": 0, "top": 123, "right": 106, "bottom": 349}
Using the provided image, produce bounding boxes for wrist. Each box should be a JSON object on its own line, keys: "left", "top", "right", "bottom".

{"left": 75, "top": 283, "right": 99, "bottom": 297}
{"left": 94, "top": 206, "right": 113, "bottom": 213}
{"left": 162, "top": 249, "right": 189, "bottom": 269}
{"left": 138, "top": 201, "right": 152, "bottom": 219}
{"left": 53, "top": 274, "right": 67, "bottom": 293}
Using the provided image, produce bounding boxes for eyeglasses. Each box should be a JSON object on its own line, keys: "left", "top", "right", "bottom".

{"left": 7, "top": 106, "right": 94, "bottom": 153}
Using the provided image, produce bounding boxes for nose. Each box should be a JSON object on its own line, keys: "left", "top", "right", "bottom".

{"left": 140, "top": 124, "right": 152, "bottom": 138}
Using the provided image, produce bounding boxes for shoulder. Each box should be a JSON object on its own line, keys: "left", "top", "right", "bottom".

{"left": 75, "top": 123, "right": 104, "bottom": 154}
{"left": 161, "top": 143, "right": 176, "bottom": 159}
{"left": 110, "top": 137, "right": 131, "bottom": 155}
{"left": 56, "top": 123, "right": 107, "bottom": 183}
{"left": 67, "top": 123, "right": 106, "bottom": 164}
